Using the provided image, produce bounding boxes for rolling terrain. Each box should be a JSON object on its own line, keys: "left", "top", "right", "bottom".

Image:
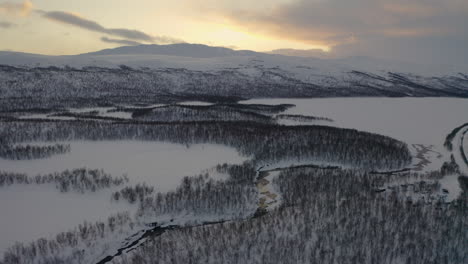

{"left": 0, "top": 44, "right": 467, "bottom": 264}
{"left": 1, "top": 44, "right": 467, "bottom": 113}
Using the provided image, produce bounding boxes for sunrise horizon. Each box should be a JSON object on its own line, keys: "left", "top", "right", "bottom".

{"left": 1, "top": 0, "right": 467, "bottom": 66}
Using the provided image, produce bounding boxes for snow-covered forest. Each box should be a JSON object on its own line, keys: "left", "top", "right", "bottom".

{"left": 0, "top": 45, "right": 467, "bottom": 264}
{"left": 1, "top": 59, "right": 468, "bottom": 112}
{"left": 1, "top": 96, "right": 467, "bottom": 264}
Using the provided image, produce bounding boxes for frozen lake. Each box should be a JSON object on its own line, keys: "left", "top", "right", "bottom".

{"left": 244, "top": 97, "right": 468, "bottom": 170}
{"left": 0, "top": 141, "right": 247, "bottom": 255}
{"left": 243, "top": 98, "right": 468, "bottom": 147}
{"left": 0, "top": 185, "right": 133, "bottom": 256}
{"left": 243, "top": 97, "right": 468, "bottom": 175}
{"left": 464, "top": 135, "right": 468, "bottom": 163}
{"left": 0, "top": 141, "right": 247, "bottom": 192}
{"left": 1, "top": 98, "right": 467, "bottom": 258}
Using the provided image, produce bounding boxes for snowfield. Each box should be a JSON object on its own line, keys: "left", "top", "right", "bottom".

{"left": 464, "top": 134, "right": 468, "bottom": 165}
{"left": 0, "top": 141, "right": 247, "bottom": 192}
{"left": 243, "top": 97, "right": 468, "bottom": 172}
{"left": 0, "top": 185, "right": 134, "bottom": 256}
{"left": 1, "top": 44, "right": 467, "bottom": 77}
{"left": 451, "top": 127, "right": 468, "bottom": 176}
{"left": 0, "top": 43, "right": 467, "bottom": 264}
{"left": 243, "top": 97, "right": 468, "bottom": 146}
{"left": 0, "top": 141, "right": 247, "bottom": 254}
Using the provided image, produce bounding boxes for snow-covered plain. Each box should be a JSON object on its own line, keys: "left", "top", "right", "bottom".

{"left": 0, "top": 185, "right": 133, "bottom": 256}
{"left": 451, "top": 127, "right": 468, "bottom": 176}
{"left": 244, "top": 98, "right": 468, "bottom": 146}
{"left": 464, "top": 135, "right": 468, "bottom": 165}
{"left": 243, "top": 97, "right": 468, "bottom": 171}
{"left": 0, "top": 141, "right": 247, "bottom": 192}
{"left": 68, "top": 107, "right": 114, "bottom": 114}
{"left": 68, "top": 107, "right": 134, "bottom": 119}
{"left": 0, "top": 141, "right": 247, "bottom": 255}
{"left": 1, "top": 97, "right": 467, "bottom": 260}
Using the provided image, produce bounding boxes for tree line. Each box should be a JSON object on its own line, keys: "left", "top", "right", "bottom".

{"left": 0, "top": 143, "right": 70, "bottom": 160}
{"left": 0, "top": 120, "right": 412, "bottom": 171}
{"left": 111, "top": 167, "right": 467, "bottom": 264}
{"left": 0, "top": 168, "right": 128, "bottom": 193}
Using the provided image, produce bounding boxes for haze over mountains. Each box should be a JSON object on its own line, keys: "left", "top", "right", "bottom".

{"left": 1, "top": 43, "right": 466, "bottom": 76}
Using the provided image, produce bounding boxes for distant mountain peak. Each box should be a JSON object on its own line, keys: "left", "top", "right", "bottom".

{"left": 82, "top": 43, "right": 258, "bottom": 58}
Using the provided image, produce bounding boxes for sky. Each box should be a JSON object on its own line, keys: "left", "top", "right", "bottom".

{"left": 0, "top": 0, "right": 467, "bottom": 65}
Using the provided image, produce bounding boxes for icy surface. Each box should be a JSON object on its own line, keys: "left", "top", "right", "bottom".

{"left": 244, "top": 98, "right": 468, "bottom": 146}
{"left": 69, "top": 107, "right": 133, "bottom": 119}
{"left": 2, "top": 97, "right": 467, "bottom": 260}
{"left": 451, "top": 127, "right": 468, "bottom": 175}
{"left": 464, "top": 136, "right": 468, "bottom": 166}
{"left": 68, "top": 107, "right": 114, "bottom": 114}
{"left": 0, "top": 141, "right": 247, "bottom": 192}
{"left": 100, "top": 111, "right": 133, "bottom": 119}
{"left": 244, "top": 98, "right": 468, "bottom": 170}
{"left": 0, "top": 185, "right": 133, "bottom": 256}
{"left": 0, "top": 141, "right": 247, "bottom": 255}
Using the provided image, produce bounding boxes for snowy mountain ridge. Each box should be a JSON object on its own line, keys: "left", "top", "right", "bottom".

{"left": 83, "top": 43, "right": 259, "bottom": 58}
{"left": 1, "top": 43, "right": 466, "bottom": 76}
{"left": 0, "top": 44, "right": 467, "bottom": 109}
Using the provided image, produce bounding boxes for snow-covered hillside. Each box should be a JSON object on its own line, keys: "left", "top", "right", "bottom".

{"left": 84, "top": 43, "right": 259, "bottom": 58}
{"left": 0, "top": 44, "right": 467, "bottom": 111}
{"left": 1, "top": 44, "right": 467, "bottom": 264}
{"left": 1, "top": 44, "right": 466, "bottom": 76}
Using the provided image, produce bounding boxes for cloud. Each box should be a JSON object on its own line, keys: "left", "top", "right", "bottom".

{"left": 152, "top": 35, "right": 185, "bottom": 45}
{"left": 208, "top": 0, "right": 468, "bottom": 64}
{"left": 43, "top": 11, "right": 153, "bottom": 42}
{"left": 0, "top": 21, "right": 16, "bottom": 28}
{"left": 0, "top": 0, "right": 33, "bottom": 17}
{"left": 42, "top": 11, "right": 184, "bottom": 44}
{"left": 100, "top": 36, "right": 142, "bottom": 46}
{"left": 220, "top": 0, "right": 467, "bottom": 45}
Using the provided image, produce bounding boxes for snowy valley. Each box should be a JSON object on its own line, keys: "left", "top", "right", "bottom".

{"left": 0, "top": 44, "right": 467, "bottom": 264}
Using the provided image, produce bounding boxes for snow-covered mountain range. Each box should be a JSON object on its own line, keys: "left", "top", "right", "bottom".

{"left": 0, "top": 43, "right": 467, "bottom": 111}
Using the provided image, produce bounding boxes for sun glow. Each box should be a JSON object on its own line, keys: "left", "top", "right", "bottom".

{"left": 196, "top": 23, "right": 330, "bottom": 52}
{"left": 0, "top": 0, "right": 333, "bottom": 55}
